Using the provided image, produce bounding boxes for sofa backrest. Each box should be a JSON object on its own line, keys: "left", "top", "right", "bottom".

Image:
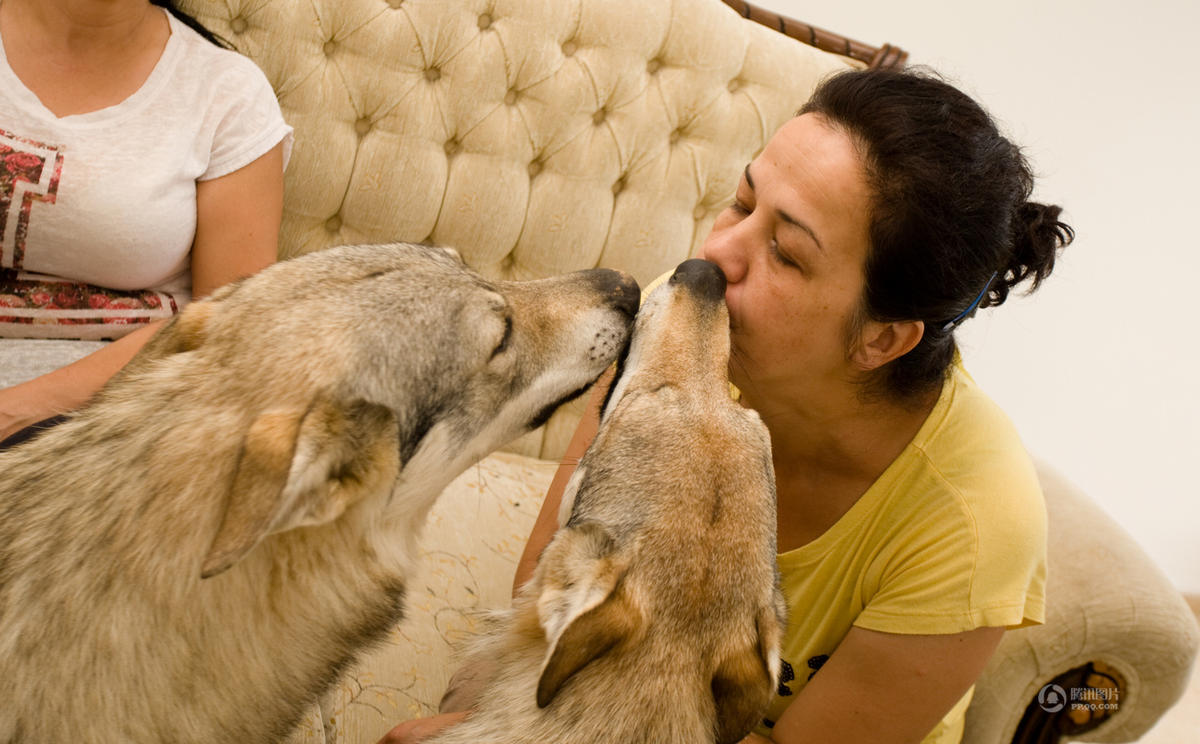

{"left": 178, "top": 0, "right": 862, "bottom": 459}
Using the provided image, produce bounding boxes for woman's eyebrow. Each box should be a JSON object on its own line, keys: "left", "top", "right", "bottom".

{"left": 744, "top": 164, "right": 825, "bottom": 254}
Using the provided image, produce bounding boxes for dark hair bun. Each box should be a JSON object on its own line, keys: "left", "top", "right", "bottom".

{"left": 989, "top": 202, "right": 1075, "bottom": 307}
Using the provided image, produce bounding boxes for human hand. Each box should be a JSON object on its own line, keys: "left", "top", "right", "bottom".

{"left": 375, "top": 711, "right": 468, "bottom": 744}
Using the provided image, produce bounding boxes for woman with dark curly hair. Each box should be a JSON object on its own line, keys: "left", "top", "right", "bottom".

{"left": 382, "top": 67, "right": 1073, "bottom": 744}
{"left": 0, "top": 0, "right": 291, "bottom": 446}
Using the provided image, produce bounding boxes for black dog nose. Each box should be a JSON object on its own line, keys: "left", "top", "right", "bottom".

{"left": 668, "top": 259, "right": 726, "bottom": 304}
{"left": 588, "top": 269, "right": 641, "bottom": 318}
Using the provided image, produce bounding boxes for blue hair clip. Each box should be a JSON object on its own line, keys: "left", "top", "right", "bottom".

{"left": 941, "top": 272, "right": 998, "bottom": 333}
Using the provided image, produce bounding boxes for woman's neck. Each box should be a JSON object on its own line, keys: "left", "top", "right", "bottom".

{"left": 0, "top": 0, "right": 169, "bottom": 117}
{"left": 3, "top": 0, "right": 158, "bottom": 58}
{"left": 744, "top": 377, "right": 940, "bottom": 553}
{"left": 744, "top": 375, "right": 939, "bottom": 492}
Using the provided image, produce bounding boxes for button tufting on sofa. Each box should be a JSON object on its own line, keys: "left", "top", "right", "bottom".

{"left": 230, "top": 16, "right": 248, "bottom": 34}
{"left": 353, "top": 117, "right": 372, "bottom": 136}
{"left": 424, "top": 67, "right": 441, "bottom": 82}
{"left": 324, "top": 215, "right": 342, "bottom": 233}
{"left": 561, "top": 40, "right": 577, "bottom": 57}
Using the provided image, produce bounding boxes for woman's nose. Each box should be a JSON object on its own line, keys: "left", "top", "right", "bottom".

{"left": 699, "top": 219, "right": 750, "bottom": 285}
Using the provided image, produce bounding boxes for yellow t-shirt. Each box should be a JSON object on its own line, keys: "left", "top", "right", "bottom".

{"left": 640, "top": 270, "right": 1046, "bottom": 742}
{"left": 755, "top": 362, "right": 1047, "bottom": 742}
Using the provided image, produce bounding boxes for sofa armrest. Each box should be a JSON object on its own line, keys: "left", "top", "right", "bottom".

{"left": 964, "top": 462, "right": 1200, "bottom": 744}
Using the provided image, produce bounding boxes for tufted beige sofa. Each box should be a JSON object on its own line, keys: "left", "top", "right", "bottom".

{"left": 0, "top": 0, "right": 1194, "bottom": 742}
{"left": 210, "top": 0, "right": 879, "bottom": 462}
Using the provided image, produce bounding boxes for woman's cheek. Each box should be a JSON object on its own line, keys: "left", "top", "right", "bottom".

{"left": 722, "top": 283, "right": 744, "bottom": 331}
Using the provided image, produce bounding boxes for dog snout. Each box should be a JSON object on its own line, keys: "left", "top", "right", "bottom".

{"left": 668, "top": 259, "right": 726, "bottom": 305}
{"left": 585, "top": 268, "right": 641, "bottom": 318}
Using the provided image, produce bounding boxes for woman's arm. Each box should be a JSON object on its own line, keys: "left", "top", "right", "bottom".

{"left": 0, "top": 320, "right": 165, "bottom": 440}
{"left": 190, "top": 141, "right": 284, "bottom": 298}
{"left": 511, "top": 367, "right": 611, "bottom": 594}
{"left": 765, "top": 625, "right": 1005, "bottom": 743}
{"left": 0, "top": 142, "right": 285, "bottom": 441}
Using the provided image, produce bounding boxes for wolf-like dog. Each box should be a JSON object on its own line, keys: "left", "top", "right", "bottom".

{"left": 427, "top": 259, "right": 785, "bottom": 744}
{"left": 0, "top": 243, "right": 638, "bottom": 744}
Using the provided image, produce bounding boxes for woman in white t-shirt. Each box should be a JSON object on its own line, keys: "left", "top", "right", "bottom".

{"left": 0, "top": 0, "right": 293, "bottom": 444}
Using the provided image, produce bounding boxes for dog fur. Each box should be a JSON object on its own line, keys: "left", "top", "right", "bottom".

{"left": 427, "top": 259, "right": 785, "bottom": 744}
{"left": 0, "top": 243, "right": 638, "bottom": 744}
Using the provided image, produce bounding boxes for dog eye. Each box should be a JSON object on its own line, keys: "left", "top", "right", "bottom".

{"left": 491, "top": 315, "right": 513, "bottom": 359}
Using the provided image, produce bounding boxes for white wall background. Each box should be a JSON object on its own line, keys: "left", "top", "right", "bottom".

{"left": 758, "top": 0, "right": 1200, "bottom": 592}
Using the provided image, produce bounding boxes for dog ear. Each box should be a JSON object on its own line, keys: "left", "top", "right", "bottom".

{"left": 200, "top": 397, "right": 400, "bottom": 578}
{"left": 710, "top": 604, "right": 784, "bottom": 744}
{"left": 534, "top": 523, "right": 641, "bottom": 708}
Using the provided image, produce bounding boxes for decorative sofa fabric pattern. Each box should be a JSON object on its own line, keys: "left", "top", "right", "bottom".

{"left": 0, "top": 1, "right": 1193, "bottom": 742}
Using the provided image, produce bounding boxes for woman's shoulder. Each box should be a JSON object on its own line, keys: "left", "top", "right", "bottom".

{"left": 165, "top": 12, "right": 276, "bottom": 94}
{"left": 915, "top": 364, "right": 1041, "bottom": 497}
{"left": 863, "top": 363, "right": 1045, "bottom": 569}
{"left": 896, "top": 364, "right": 1046, "bottom": 560}
{"left": 855, "top": 367, "right": 1048, "bottom": 632}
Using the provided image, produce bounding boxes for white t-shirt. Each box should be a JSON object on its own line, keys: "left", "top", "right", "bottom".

{"left": 0, "top": 7, "right": 292, "bottom": 338}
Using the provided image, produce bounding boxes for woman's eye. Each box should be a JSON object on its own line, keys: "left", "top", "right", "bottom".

{"left": 728, "top": 200, "right": 751, "bottom": 216}
{"left": 768, "top": 239, "right": 798, "bottom": 269}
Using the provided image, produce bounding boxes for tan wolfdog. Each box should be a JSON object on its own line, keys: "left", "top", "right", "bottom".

{"left": 427, "top": 259, "right": 784, "bottom": 744}
{"left": 0, "top": 243, "right": 638, "bottom": 743}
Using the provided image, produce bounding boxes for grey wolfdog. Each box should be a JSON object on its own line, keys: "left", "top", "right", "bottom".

{"left": 427, "top": 259, "right": 784, "bottom": 744}
{"left": 0, "top": 243, "right": 638, "bottom": 743}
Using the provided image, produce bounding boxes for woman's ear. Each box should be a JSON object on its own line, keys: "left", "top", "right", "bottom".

{"left": 850, "top": 319, "right": 925, "bottom": 372}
